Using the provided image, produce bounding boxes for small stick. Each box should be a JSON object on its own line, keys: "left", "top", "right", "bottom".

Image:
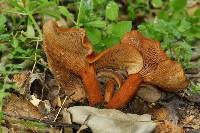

{"left": 53, "top": 95, "right": 68, "bottom": 122}
{"left": 76, "top": 114, "right": 91, "bottom": 133}
{"left": 4, "top": 113, "right": 80, "bottom": 129}
{"left": 31, "top": 39, "right": 39, "bottom": 73}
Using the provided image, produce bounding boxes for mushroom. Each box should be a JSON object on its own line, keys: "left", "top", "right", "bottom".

{"left": 43, "top": 20, "right": 103, "bottom": 105}
{"left": 121, "top": 30, "right": 188, "bottom": 91}
{"left": 43, "top": 21, "right": 188, "bottom": 109}
{"left": 93, "top": 30, "right": 188, "bottom": 109}
{"left": 103, "top": 30, "right": 188, "bottom": 108}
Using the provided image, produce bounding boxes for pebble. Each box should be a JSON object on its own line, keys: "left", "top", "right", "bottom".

{"left": 136, "top": 84, "right": 161, "bottom": 103}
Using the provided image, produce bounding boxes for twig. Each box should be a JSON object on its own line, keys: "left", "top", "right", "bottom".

{"left": 4, "top": 113, "right": 80, "bottom": 129}
{"left": 53, "top": 91, "right": 76, "bottom": 122}
{"left": 76, "top": 114, "right": 91, "bottom": 133}
{"left": 53, "top": 94, "right": 68, "bottom": 122}
{"left": 31, "top": 39, "right": 39, "bottom": 73}
{"left": 186, "top": 74, "right": 200, "bottom": 78}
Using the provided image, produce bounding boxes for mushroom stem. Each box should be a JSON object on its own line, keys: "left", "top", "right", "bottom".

{"left": 104, "top": 80, "right": 115, "bottom": 103}
{"left": 105, "top": 73, "right": 142, "bottom": 109}
{"left": 79, "top": 65, "right": 103, "bottom": 106}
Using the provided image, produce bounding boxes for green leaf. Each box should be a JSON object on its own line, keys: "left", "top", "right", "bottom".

{"left": 173, "top": 41, "right": 192, "bottom": 68}
{"left": 58, "top": 6, "right": 76, "bottom": 24}
{"left": 105, "top": 1, "right": 119, "bottom": 21}
{"left": 85, "top": 27, "right": 101, "bottom": 44}
{"left": 102, "top": 36, "right": 120, "bottom": 47}
{"left": 93, "top": 0, "right": 105, "bottom": 5}
{"left": 25, "top": 18, "right": 35, "bottom": 38}
{"left": 194, "top": 8, "right": 200, "bottom": 17}
{"left": 0, "top": 34, "right": 10, "bottom": 41}
{"left": 170, "top": 0, "right": 187, "bottom": 10}
{"left": 0, "top": 15, "right": 7, "bottom": 33}
{"left": 0, "top": 92, "right": 9, "bottom": 111}
{"left": 158, "top": 11, "right": 169, "bottom": 20}
{"left": 151, "top": 0, "right": 163, "bottom": 8}
{"left": 93, "top": 43, "right": 106, "bottom": 52}
{"left": 0, "top": 44, "right": 7, "bottom": 52}
{"left": 127, "top": 0, "right": 136, "bottom": 20}
{"left": 0, "top": 64, "right": 6, "bottom": 73}
{"left": 0, "top": 111, "right": 4, "bottom": 122}
{"left": 11, "top": 37, "right": 19, "bottom": 48}
{"left": 76, "top": 0, "right": 97, "bottom": 27}
{"left": 178, "top": 19, "right": 191, "bottom": 32}
{"left": 37, "top": 9, "right": 61, "bottom": 19}
{"left": 194, "top": 29, "right": 200, "bottom": 39}
{"left": 19, "top": 35, "right": 27, "bottom": 42}
{"left": 0, "top": 15, "right": 6, "bottom": 25}
{"left": 77, "top": 0, "right": 87, "bottom": 26}
{"left": 136, "top": 0, "right": 146, "bottom": 4}
{"left": 84, "top": 20, "right": 106, "bottom": 29}
{"left": 190, "top": 83, "right": 200, "bottom": 94}
{"left": 111, "top": 21, "right": 132, "bottom": 38}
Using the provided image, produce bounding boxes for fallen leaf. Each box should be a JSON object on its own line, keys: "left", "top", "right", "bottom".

{"left": 154, "top": 121, "right": 184, "bottom": 133}
{"left": 3, "top": 94, "right": 44, "bottom": 120}
{"left": 67, "top": 106, "right": 156, "bottom": 133}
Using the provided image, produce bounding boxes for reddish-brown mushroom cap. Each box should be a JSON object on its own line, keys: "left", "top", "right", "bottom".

{"left": 88, "top": 44, "right": 144, "bottom": 75}
{"left": 45, "top": 51, "right": 86, "bottom": 101}
{"left": 121, "top": 30, "right": 169, "bottom": 75}
{"left": 143, "top": 60, "right": 189, "bottom": 91}
{"left": 43, "top": 20, "right": 93, "bottom": 74}
{"left": 121, "top": 30, "right": 188, "bottom": 91}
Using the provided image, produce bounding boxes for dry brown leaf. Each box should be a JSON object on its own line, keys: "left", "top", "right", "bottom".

{"left": 154, "top": 121, "right": 184, "bottom": 133}
{"left": 3, "top": 94, "right": 44, "bottom": 120}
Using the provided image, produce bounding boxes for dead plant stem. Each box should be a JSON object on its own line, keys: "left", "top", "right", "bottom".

{"left": 53, "top": 95, "right": 68, "bottom": 122}
{"left": 31, "top": 39, "right": 39, "bottom": 73}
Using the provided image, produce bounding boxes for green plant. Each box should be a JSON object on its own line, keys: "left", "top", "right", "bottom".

{"left": 0, "top": 14, "right": 12, "bottom": 119}
{"left": 0, "top": 0, "right": 63, "bottom": 79}
{"left": 126, "top": 0, "right": 165, "bottom": 21}
{"left": 3, "top": 0, "right": 63, "bottom": 39}
{"left": 0, "top": 0, "right": 63, "bottom": 121}
{"left": 190, "top": 82, "right": 200, "bottom": 94}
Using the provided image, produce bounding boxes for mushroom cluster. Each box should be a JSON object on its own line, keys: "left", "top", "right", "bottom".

{"left": 43, "top": 20, "right": 188, "bottom": 109}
